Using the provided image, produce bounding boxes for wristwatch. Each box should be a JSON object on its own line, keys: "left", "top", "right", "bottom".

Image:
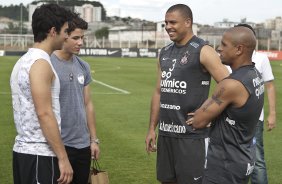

{"left": 91, "top": 138, "right": 100, "bottom": 144}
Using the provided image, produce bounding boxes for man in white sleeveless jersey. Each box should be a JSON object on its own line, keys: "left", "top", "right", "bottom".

{"left": 10, "top": 4, "right": 74, "bottom": 184}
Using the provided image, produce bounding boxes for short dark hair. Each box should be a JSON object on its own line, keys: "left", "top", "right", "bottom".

{"left": 234, "top": 23, "right": 256, "bottom": 36}
{"left": 32, "top": 4, "right": 74, "bottom": 42}
{"left": 67, "top": 14, "right": 88, "bottom": 34}
{"left": 167, "top": 4, "right": 193, "bottom": 24}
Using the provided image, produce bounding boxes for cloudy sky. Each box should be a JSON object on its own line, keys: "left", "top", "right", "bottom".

{"left": 2, "top": 0, "right": 281, "bottom": 25}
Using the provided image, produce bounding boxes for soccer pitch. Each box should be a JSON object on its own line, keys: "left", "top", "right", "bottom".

{"left": 0, "top": 56, "right": 281, "bottom": 184}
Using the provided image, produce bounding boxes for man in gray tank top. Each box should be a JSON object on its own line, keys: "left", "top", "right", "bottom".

{"left": 187, "top": 26, "right": 264, "bottom": 184}
{"left": 51, "top": 15, "right": 100, "bottom": 184}
{"left": 145, "top": 4, "right": 229, "bottom": 184}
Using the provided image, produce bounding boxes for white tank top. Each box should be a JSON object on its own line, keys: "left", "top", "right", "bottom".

{"left": 10, "top": 48, "right": 60, "bottom": 156}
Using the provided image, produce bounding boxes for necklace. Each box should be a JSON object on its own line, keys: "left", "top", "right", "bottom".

{"left": 67, "top": 58, "right": 74, "bottom": 82}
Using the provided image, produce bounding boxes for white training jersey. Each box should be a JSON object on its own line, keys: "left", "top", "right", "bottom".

{"left": 252, "top": 51, "right": 274, "bottom": 121}
{"left": 10, "top": 48, "right": 61, "bottom": 156}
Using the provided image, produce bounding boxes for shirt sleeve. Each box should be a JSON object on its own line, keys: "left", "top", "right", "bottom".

{"left": 260, "top": 54, "right": 274, "bottom": 82}
{"left": 84, "top": 61, "right": 92, "bottom": 86}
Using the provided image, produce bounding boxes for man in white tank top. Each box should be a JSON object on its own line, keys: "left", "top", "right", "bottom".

{"left": 10, "top": 4, "right": 75, "bottom": 184}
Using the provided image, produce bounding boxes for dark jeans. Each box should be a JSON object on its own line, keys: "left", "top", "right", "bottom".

{"left": 65, "top": 146, "right": 91, "bottom": 184}
{"left": 251, "top": 121, "right": 268, "bottom": 184}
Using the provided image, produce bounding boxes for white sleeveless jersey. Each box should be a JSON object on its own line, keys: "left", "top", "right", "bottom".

{"left": 10, "top": 48, "right": 61, "bottom": 156}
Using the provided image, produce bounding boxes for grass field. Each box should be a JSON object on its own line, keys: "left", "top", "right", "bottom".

{"left": 0, "top": 56, "right": 281, "bottom": 184}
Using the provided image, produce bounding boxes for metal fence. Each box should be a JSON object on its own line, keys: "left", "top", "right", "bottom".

{"left": 0, "top": 34, "right": 281, "bottom": 51}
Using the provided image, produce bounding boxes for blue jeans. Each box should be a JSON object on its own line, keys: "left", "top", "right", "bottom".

{"left": 251, "top": 120, "right": 268, "bottom": 184}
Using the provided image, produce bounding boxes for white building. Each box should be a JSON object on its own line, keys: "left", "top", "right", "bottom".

{"left": 264, "top": 19, "right": 276, "bottom": 29}
{"left": 108, "top": 23, "right": 198, "bottom": 42}
{"left": 74, "top": 4, "right": 102, "bottom": 22}
{"left": 28, "top": 3, "right": 102, "bottom": 23}
{"left": 264, "top": 17, "right": 282, "bottom": 31}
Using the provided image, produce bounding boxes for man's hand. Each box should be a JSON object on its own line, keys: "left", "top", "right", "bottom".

{"left": 57, "top": 157, "right": 73, "bottom": 184}
{"left": 91, "top": 142, "right": 100, "bottom": 159}
{"left": 145, "top": 129, "right": 157, "bottom": 154}
{"left": 267, "top": 113, "right": 276, "bottom": 131}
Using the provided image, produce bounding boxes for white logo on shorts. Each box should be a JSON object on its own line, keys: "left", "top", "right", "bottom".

{"left": 193, "top": 176, "right": 202, "bottom": 181}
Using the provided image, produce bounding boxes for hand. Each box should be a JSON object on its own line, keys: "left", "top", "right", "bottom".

{"left": 267, "top": 114, "right": 276, "bottom": 131}
{"left": 186, "top": 112, "right": 195, "bottom": 126}
{"left": 145, "top": 129, "right": 157, "bottom": 154}
{"left": 57, "top": 157, "right": 73, "bottom": 184}
{"left": 91, "top": 142, "right": 100, "bottom": 159}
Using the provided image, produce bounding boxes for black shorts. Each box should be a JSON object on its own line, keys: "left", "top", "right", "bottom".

{"left": 13, "top": 151, "right": 60, "bottom": 184}
{"left": 157, "top": 135, "right": 208, "bottom": 184}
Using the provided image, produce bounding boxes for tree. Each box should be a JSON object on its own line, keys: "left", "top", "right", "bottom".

{"left": 0, "top": 4, "right": 28, "bottom": 21}
{"left": 95, "top": 27, "right": 109, "bottom": 39}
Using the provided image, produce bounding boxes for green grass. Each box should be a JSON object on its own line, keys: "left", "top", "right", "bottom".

{"left": 0, "top": 56, "right": 281, "bottom": 184}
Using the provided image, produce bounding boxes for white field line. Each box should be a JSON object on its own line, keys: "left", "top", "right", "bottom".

{"left": 0, "top": 92, "right": 10, "bottom": 95}
{"left": 0, "top": 80, "right": 130, "bottom": 95}
{"left": 92, "top": 79, "right": 130, "bottom": 94}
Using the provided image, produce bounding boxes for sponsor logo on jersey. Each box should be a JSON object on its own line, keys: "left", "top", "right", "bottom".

{"left": 190, "top": 42, "right": 199, "bottom": 48}
{"left": 160, "top": 78, "right": 187, "bottom": 89}
{"left": 180, "top": 50, "right": 190, "bottom": 65}
{"left": 159, "top": 121, "right": 186, "bottom": 134}
{"left": 77, "top": 74, "right": 84, "bottom": 84}
{"left": 160, "top": 103, "right": 181, "bottom": 110}
{"left": 201, "top": 80, "right": 210, "bottom": 85}
{"left": 161, "top": 59, "right": 187, "bottom": 94}
{"left": 226, "top": 117, "right": 235, "bottom": 126}
{"left": 162, "top": 57, "right": 169, "bottom": 61}
{"left": 252, "top": 76, "right": 264, "bottom": 99}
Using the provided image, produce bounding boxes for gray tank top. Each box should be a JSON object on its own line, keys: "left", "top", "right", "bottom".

{"left": 158, "top": 36, "right": 210, "bottom": 138}
{"left": 206, "top": 64, "right": 264, "bottom": 183}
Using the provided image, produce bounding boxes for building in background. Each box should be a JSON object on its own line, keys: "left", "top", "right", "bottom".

{"left": 28, "top": 2, "right": 102, "bottom": 23}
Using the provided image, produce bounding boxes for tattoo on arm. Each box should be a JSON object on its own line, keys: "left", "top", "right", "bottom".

{"left": 212, "top": 87, "right": 225, "bottom": 105}
{"left": 202, "top": 99, "right": 214, "bottom": 112}
{"left": 202, "top": 87, "right": 225, "bottom": 112}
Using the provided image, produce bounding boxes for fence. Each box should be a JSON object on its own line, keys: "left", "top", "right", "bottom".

{"left": 0, "top": 34, "right": 281, "bottom": 51}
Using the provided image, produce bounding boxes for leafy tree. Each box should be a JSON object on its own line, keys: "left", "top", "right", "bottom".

{"left": 0, "top": 4, "right": 28, "bottom": 21}
{"left": 95, "top": 27, "right": 109, "bottom": 39}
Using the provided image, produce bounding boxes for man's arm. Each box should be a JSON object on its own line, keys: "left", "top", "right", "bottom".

{"left": 84, "top": 84, "right": 100, "bottom": 159}
{"left": 259, "top": 54, "right": 276, "bottom": 131}
{"left": 200, "top": 45, "right": 230, "bottom": 82}
{"left": 187, "top": 79, "right": 249, "bottom": 129}
{"left": 265, "top": 81, "right": 276, "bottom": 131}
{"left": 145, "top": 61, "right": 161, "bottom": 153}
{"left": 30, "top": 59, "right": 73, "bottom": 184}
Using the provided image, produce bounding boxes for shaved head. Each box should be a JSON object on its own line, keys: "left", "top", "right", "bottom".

{"left": 225, "top": 26, "right": 256, "bottom": 56}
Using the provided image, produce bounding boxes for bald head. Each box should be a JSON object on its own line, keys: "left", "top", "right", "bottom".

{"left": 225, "top": 26, "right": 256, "bottom": 56}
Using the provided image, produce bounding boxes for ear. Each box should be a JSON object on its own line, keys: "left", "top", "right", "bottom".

{"left": 49, "top": 27, "right": 57, "bottom": 37}
{"left": 185, "top": 18, "right": 192, "bottom": 27}
{"left": 235, "top": 45, "right": 243, "bottom": 55}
